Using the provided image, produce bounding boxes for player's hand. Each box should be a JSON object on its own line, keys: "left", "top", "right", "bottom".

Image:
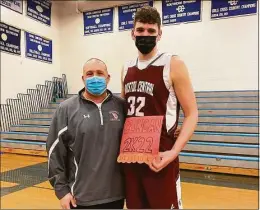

{"left": 149, "top": 151, "right": 176, "bottom": 173}
{"left": 60, "top": 193, "right": 77, "bottom": 209}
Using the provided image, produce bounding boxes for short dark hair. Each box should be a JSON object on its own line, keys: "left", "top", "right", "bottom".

{"left": 134, "top": 6, "right": 161, "bottom": 29}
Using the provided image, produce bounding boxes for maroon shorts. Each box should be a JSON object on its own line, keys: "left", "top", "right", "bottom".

{"left": 123, "top": 157, "right": 182, "bottom": 209}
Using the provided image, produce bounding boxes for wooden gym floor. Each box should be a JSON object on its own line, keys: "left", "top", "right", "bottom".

{"left": 0, "top": 153, "right": 259, "bottom": 209}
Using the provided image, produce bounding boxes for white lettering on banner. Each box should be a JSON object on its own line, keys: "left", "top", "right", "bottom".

{"left": 39, "top": 13, "right": 50, "bottom": 20}
{"left": 30, "top": 38, "right": 40, "bottom": 44}
{"left": 86, "top": 25, "right": 97, "bottom": 29}
{"left": 5, "top": 30, "right": 18, "bottom": 36}
{"left": 102, "top": 9, "right": 110, "bottom": 13}
{"left": 29, "top": 49, "right": 40, "bottom": 54}
{"left": 40, "top": 1, "right": 50, "bottom": 9}
{"left": 187, "top": 11, "right": 199, "bottom": 16}
{"left": 183, "top": 0, "right": 195, "bottom": 4}
{"left": 220, "top": 7, "right": 228, "bottom": 12}
{"left": 98, "top": 24, "right": 110, "bottom": 27}
{"left": 41, "top": 53, "right": 50, "bottom": 57}
{"left": 6, "top": 43, "right": 19, "bottom": 49}
{"left": 241, "top": 3, "right": 256, "bottom": 9}
{"left": 41, "top": 42, "right": 49, "bottom": 47}
{"left": 173, "top": 1, "right": 182, "bottom": 6}
{"left": 28, "top": 8, "right": 38, "bottom": 15}
{"left": 35, "top": 36, "right": 42, "bottom": 41}
{"left": 177, "top": 13, "right": 187, "bottom": 17}
{"left": 93, "top": 10, "right": 101, "bottom": 14}
{"left": 86, "top": 10, "right": 101, "bottom": 16}
{"left": 229, "top": 5, "right": 240, "bottom": 10}
{"left": 100, "top": 13, "right": 109, "bottom": 17}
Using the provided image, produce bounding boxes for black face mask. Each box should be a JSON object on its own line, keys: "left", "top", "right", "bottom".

{"left": 135, "top": 36, "right": 157, "bottom": 55}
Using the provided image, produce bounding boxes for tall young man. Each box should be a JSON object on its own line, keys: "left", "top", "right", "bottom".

{"left": 121, "top": 6, "right": 198, "bottom": 209}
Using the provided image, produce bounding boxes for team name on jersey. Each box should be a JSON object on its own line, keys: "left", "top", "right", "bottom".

{"left": 125, "top": 81, "right": 154, "bottom": 96}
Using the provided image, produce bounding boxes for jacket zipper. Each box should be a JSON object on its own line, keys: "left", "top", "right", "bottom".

{"left": 97, "top": 104, "right": 103, "bottom": 125}
{"left": 97, "top": 94, "right": 110, "bottom": 125}
{"left": 84, "top": 94, "right": 110, "bottom": 126}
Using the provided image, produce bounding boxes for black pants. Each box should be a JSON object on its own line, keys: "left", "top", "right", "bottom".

{"left": 70, "top": 199, "right": 124, "bottom": 209}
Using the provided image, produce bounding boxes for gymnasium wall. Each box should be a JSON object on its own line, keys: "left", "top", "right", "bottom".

{"left": 0, "top": 2, "right": 61, "bottom": 103}
{"left": 59, "top": 1, "right": 258, "bottom": 94}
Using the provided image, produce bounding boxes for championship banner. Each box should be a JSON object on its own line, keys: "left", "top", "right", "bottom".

{"left": 211, "top": 0, "right": 257, "bottom": 19}
{"left": 27, "top": 0, "right": 52, "bottom": 26}
{"left": 25, "top": 31, "right": 52, "bottom": 63}
{"left": 83, "top": 8, "right": 114, "bottom": 35}
{"left": 162, "top": 0, "right": 202, "bottom": 25}
{"left": 0, "top": 22, "right": 21, "bottom": 55}
{"left": 118, "top": 1, "right": 153, "bottom": 31}
{"left": 117, "top": 116, "right": 163, "bottom": 164}
{"left": 0, "top": 0, "right": 23, "bottom": 14}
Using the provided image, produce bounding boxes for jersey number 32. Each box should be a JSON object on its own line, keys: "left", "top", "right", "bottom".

{"left": 127, "top": 96, "right": 145, "bottom": 116}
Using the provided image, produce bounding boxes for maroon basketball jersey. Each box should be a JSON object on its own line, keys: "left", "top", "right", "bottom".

{"left": 123, "top": 52, "right": 180, "bottom": 151}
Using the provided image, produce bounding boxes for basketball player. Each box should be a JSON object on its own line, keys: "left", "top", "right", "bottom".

{"left": 121, "top": 6, "right": 198, "bottom": 209}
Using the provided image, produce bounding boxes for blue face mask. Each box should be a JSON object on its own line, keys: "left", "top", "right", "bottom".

{"left": 85, "top": 76, "right": 107, "bottom": 95}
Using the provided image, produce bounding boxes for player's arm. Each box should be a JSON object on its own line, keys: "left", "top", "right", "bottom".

{"left": 150, "top": 56, "right": 198, "bottom": 172}
{"left": 120, "top": 66, "right": 125, "bottom": 99}
{"left": 169, "top": 56, "right": 198, "bottom": 159}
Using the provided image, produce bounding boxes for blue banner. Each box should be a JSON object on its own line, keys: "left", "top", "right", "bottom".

{"left": 0, "top": 0, "right": 23, "bottom": 14}
{"left": 25, "top": 32, "right": 52, "bottom": 63}
{"left": 83, "top": 8, "right": 114, "bottom": 35}
{"left": 118, "top": 1, "right": 153, "bottom": 31}
{"left": 162, "top": 0, "right": 201, "bottom": 25}
{"left": 0, "top": 22, "right": 21, "bottom": 55}
{"left": 26, "top": 0, "right": 51, "bottom": 26}
{"left": 211, "top": 0, "right": 257, "bottom": 19}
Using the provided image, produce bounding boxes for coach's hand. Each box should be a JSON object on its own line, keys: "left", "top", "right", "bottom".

{"left": 149, "top": 150, "right": 176, "bottom": 173}
{"left": 60, "top": 193, "right": 77, "bottom": 209}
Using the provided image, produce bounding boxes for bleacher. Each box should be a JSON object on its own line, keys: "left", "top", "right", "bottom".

{"left": 0, "top": 75, "right": 259, "bottom": 176}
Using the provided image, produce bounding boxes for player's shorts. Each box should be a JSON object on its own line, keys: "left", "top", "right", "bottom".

{"left": 123, "top": 157, "right": 183, "bottom": 209}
